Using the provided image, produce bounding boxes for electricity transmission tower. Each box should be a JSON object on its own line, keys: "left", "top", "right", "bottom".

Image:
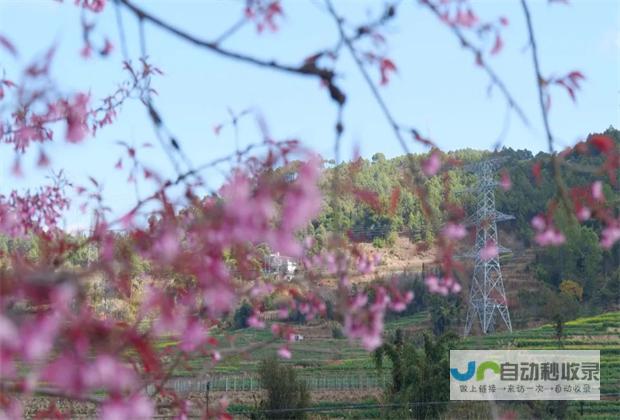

{"left": 463, "top": 158, "right": 514, "bottom": 336}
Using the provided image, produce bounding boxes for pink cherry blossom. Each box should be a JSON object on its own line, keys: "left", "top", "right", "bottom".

{"left": 480, "top": 241, "right": 498, "bottom": 260}
{"left": 535, "top": 228, "right": 566, "bottom": 246}
{"left": 531, "top": 215, "right": 565, "bottom": 246}
{"left": 576, "top": 206, "right": 591, "bottom": 221}
{"left": 531, "top": 215, "right": 547, "bottom": 231}
{"left": 65, "top": 93, "right": 90, "bottom": 143}
{"left": 77, "top": 0, "right": 107, "bottom": 13}
{"left": 277, "top": 307, "right": 289, "bottom": 319}
{"left": 390, "top": 290, "right": 414, "bottom": 312}
{"left": 180, "top": 320, "right": 208, "bottom": 352}
{"left": 422, "top": 151, "right": 441, "bottom": 176}
{"left": 356, "top": 253, "right": 381, "bottom": 274}
{"left": 344, "top": 304, "right": 384, "bottom": 350}
{"left": 600, "top": 222, "right": 620, "bottom": 249}
{"left": 247, "top": 315, "right": 266, "bottom": 329}
{"left": 281, "top": 155, "right": 322, "bottom": 232}
{"left": 500, "top": 170, "right": 512, "bottom": 191}
{"left": 0, "top": 7, "right": 616, "bottom": 418}
{"left": 277, "top": 346, "right": 292, "bottom": 359}
{"left": 21, "top": 314, "right": 61, "bottom": 361}
{"left": 342, "top": 286, "right": 412, "bottom": 351}
{"left": 0, "top": 315, "right": 18, "bottom": 349}
{"left": 0, "top": 400, "right": 22, "bottom": 419}
{"left": 85, "top": 354, "right": 137, "bottom": 391}
{"left": 202, "top": 284, "right": 236, "bottom": 317}
{"left": 442, "top": 222, "right": 467, "bottom": 240}
{"left": 592, "top": 181, "right": 604, "bottom": 201}
{"left": 41, "top": 353, "right": 88, "bottom": 395}
{"left": 425, "top": 275, "right": 460, "bottom": 295}
{"left": 250, "top": 282, "right": 275, "bottom": 298}
{"left": 101, "top": 393, "right": 154, "bottom": 420}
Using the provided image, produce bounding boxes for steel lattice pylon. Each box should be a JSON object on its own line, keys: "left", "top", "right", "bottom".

{"left": 463, "top": 158, "right": 514, "bottom": 336}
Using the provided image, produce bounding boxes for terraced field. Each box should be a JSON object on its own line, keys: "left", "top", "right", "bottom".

{"left": 166, "top": 312, "right": 430, "bottom": 377}
{"left": 459, "top": 311, "right": 620, "bottom": 419}
{"left": 161, "top": 311, "right": 619, "bottom": 418}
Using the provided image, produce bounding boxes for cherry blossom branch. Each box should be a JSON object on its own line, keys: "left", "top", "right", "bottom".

{"left": 324, "top": 0, "right": 440, "bottom": 219}
{"left": 118, "top": 0, "right": 346, "bottom": 106}
{"left": 519, "top": 0, "right": 552, "bottom": 153}
{"left": 105, "top": 140, "right": 281, "bottom": 229}
{"left": 420, "top": 0, "right": 530, "bottom": 127}
{"left": 311, "top": 1, "right": 399, "bottom": 60}
{"left": 325, "top": 0, "right": 411, "bottom": 156}
{"left": 134, "top": 17, "right": 190, "bottom": 177}
{"left": 520, "top": 0, "right": 571, "bottom": 213}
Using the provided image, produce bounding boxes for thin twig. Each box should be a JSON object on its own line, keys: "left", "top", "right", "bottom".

{"left": 520, "top": 0, "right": 552, "bottom": 153}
{"left": 520, "top": 0, "right": 572, "bottom": 215}
{"left": 421, "top": 0, "right": 530, "bottom": 128}
{"left": 214, "top": 16, "right": 248, "bottom": 45}
{"left": 118, "top": 0, "right": 342, "bottom": 99}
{"left": 325, "top": 0, "right": 411, "bottom": 156}
{"left": 113, "top": 0, "right": 130, "bottom": 60}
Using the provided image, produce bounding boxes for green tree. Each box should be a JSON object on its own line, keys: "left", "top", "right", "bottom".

{"left": 535, "top": 211, "right": 603, "bottom": 299}
{"left": 428, "top": 294, "right": 461, "bottom": 336}
{"left": 601, "top": 269, "right": 620, "bottom": 308}
{"left": 374, "top": 331, "right": 457, "bottom": 419}
{"left": 256, "top": 357, "right": 310, "bottom": 419}
{"left": 232, "top": 301, "right": 253, "bottom": 330}
{"left": 559, "top": 279, "right": 583, "bottom": 302}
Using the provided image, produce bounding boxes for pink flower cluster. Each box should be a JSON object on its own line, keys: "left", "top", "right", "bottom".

{"left": 356, "top": 252, "right": 381, "bottom": 274}
{"left": 425, "top": 275, "right": 461, "bottom": 295}
{"left": 0, "top": 142, "right": 331, "bottom": 417}
{"left": 244, "top": 0, "right": 283, "bottom": 33}
{"left": 343, "top": 286, "right": 413, "bottom": 350}
{"left": 0, "top": 184, "right": 69, "bottom": 237}
{"left": 2, "top": 90, "right": 91, "bottom": 152}
{"left": 531, "top": 215, "right": 566, "bottom": 246}
{"left": 0, "top": 282, "right": 156, "bottom": 417}
{"left": 480, "top": 241, "right": 499, "bottom": 261}
{"left": 441, "top": 222, "right": 467, "bottom": 240}
{"left": 600, "top": 221, "right": 620, "bottom": 249}
{"left": 75, "top": 0, "right": 106, "bottom": 13}
{"left": 422, "top": 150, "right": 442, "bottom": 176}
{"left": 217, "top": 155, "right": 322, "bottom": 257}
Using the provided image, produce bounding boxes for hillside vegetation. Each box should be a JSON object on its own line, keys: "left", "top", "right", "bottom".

{"left": 304, "top": 127, "right": 620, "bottom": 318}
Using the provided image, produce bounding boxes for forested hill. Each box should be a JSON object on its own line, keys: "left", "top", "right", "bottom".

{"left": 303, "top": 127, "right": 619, "bottom": 314}
{"left": 307, "top": 126, "right": 619, "bottom": 249}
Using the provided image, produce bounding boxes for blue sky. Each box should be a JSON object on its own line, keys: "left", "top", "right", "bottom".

{"left": 0, "top": 0, "right": 618, "bottom": 229}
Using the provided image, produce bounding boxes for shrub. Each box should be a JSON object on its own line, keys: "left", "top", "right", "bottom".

{"left": 559, "top": 279, "right": 583, "bottom": 302}
{"left": 286, "top": 308, "right": 306, "bottom": 324}
{"left": 331, "top": 324, "right": 345, "bottom": 339}
{"left": 374, "top": 332, "right": 457, "bottom": 419}
{"left": 257, "top": 357, "right": 310, "bottom": 419}
{"left": 232, "top": 301, "right": 253, "bottom": 330}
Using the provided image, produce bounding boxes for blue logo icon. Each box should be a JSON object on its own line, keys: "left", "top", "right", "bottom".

{"left": 450, "top": 360, "right": 500, "bottom": 381}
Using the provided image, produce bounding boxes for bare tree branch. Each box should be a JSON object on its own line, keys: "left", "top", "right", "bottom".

{"left": 520, "top": 0, "right": 553, "bottom": 153}
{"left": 520, "top": 0, "right": 572, "bottom": 215}
{"left": 420, "top": 0, "right": 531, "bottom": 128}
{"left": 214, "top": 16, "right": 248, "bottom": 45}
{"left": 118, "top": 0, "right": 345, "bottom": 106}
{"left": 325, "top": 0, "right": 411, "bottom": 155}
